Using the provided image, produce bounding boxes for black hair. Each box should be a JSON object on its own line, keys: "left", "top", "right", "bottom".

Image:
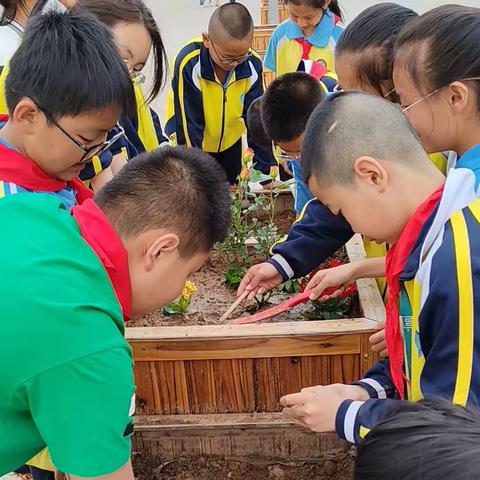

{"left": 5, "top": 10, "right": 136, "bottom": 118}
{"left": 336, "top": 3, "right": 418, "bottom": 101}
{"left": 301, "top": 91, "right": 426, "bottom": 185}
{"left": 261, "top": 72, "right": 324, "bottom": 143}
{"left": 95, "top": 146, "right": 231, "bottom": 256}
{"left": 0, "top": 0, "right": 49, "bottom": 24}
{"left": 285, "top": 0, "right": 342, "bottom": 21}
{"left": 75, "top": 0, "right": 167, "bottom": 102}
{"left": 395, "top": 5, "right": 480, "bottom": 110}
{"left": 246, "top": 97, "right": 271, "bottom": 148}
{"left": 209, "top": 1, "right": 253, "bottom": 40}
{"left": 354, "top": 397, "right": 480, "bottom": 480}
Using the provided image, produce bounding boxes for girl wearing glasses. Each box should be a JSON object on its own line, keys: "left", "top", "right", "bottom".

{"left": 264, "top": 0, "right": 343, "bottom": 85}
{"left": 393, "top": 5, "right": 480, "bottom": 181}
{"left": 75, "top": 0, "right": 168, "bottom": 190}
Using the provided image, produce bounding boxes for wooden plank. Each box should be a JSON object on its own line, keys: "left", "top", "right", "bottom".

{"left": 126, "top": 317, "right": 378, "bottom": 341}
{"left": 129, "top": 331, "right": 361, "bottom": 361}
{"left": 360, "top": 332, "right": 380, "bottom": 371}
{"left": 133, "top": 361, "right": 157, "bottom": 414}
{"left": 132, "top": 413, "right": 349, "bottom": 461}
{"left": 254, "top": 354, "right": 350, "bottom": 412}
{"left": 184, "top": 360, "right": 216, "bottom": 414}
{"left": 153, "top": 360, "right": 190, "bottom": 415}
{"left": 345, "top": 235, "right": 385, "bottom": 324}
{"left": 213, "top": 359, "right": 256, "bottom": 413}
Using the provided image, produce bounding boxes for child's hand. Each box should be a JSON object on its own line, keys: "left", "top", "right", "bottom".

{"left": 369, "top": 322, "right": 388, "bottom": 357}
{"left": 237, "top": 262, "right": 283, "bottom": 300}
{"left": 280, "top": 384, "right": 369, "bottom": 433}
{"left": 306, "top": 263, "right": 357, "bottom": 301}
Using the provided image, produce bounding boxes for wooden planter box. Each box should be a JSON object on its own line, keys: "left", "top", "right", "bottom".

{"left": 127, "top": 235, "right": 384, "bottom": 467}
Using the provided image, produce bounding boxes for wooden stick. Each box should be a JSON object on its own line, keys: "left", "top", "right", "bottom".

{"left": 219, "top": 290, "right": 250, "bottom": 323}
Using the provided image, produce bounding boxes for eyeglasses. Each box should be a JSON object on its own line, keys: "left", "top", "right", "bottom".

{"left": 277, "top": 151, "right": 301, "bottom": 162}
{"left": 401, "top": 77, "right": 480, "bottom": 113}
{"left": 124, "top": 60, "right": 146, "bottom": 85}
{"left": 207, "top": 35, "right": 251, "bottom": 66}
{"left": 39, "top": 106, "right": 125, "bottom": 163}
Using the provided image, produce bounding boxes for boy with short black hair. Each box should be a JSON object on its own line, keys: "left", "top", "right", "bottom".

{"left": 354, "top": 397, "right": 480, "bottom": 480}
{"left": 280, "top": 91, "right": 480, "bottom": 444}
{"left": 0, "top": 146, "right": 231, "bottom": 480}
{"left": 259, "top": 71, "right": 325, "bottom": 213}
{"left": 164, "top": 1, "right": 275, "bottom": 184}
{"left": 0, "top": 9, "right": 135, "bottom": 206}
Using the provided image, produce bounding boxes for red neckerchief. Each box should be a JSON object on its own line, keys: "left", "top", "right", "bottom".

{"left": 385, "top": 185, "right": 444, "bottom": 398}
{"left": 72, "top": 199, "right": 132, "bottom": 320}
{"left": 0, "top": 115, "right": 93, "bottom": 203}
{"left": 295, "top": 37, "right": 313, "bottom": 60}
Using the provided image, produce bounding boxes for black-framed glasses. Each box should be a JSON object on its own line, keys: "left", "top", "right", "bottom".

{"left": 207, "top": 35, "right": 251, "bottom": 66}
{"left": 39, "top": 107, "right": 125, "bottom": 163}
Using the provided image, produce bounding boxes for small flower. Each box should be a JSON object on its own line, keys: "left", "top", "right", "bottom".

{"left": 180, "top": 280, "right": 197, "bottom": 302}
{"left": 239, "top": 167, "right": 250, "bottom": 181}
{"left": 269, "top": 165, "right": 279, "bottom": 179}
{"left": 242, "top": 147, "right": 254, "bottom": 165}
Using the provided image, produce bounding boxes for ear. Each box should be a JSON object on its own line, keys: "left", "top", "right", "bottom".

{"left": 352, "top": 156, "right": 388, "bottom": 192}
{"left": 446, "top": 81, "right": 470, "bottom": 113}
{"left": 11, "top": 98, "right": 44, "bottom": 135}
{"left": 202, "top": 32, "right": 210, "bottom": 49}
{"left": 144, "top": 233, "right": 180, "bottom": 272}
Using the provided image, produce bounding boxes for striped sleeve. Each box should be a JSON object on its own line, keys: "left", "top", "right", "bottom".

{"left": 164, "top": 43, "right": 205, "bottom": 148}
{"left": 268, "top": 199, "right": 354, "bottom": 280}
{"left": 244, "top": 54, "right": 276, "bottom": 174}
{"left": 335, "top": 202, "right": 480, "bottom": 444}
{"left": 418, "top": 202, "right": 480, "bottom": 407}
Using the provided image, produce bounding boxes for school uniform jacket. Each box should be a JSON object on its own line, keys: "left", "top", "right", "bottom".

{"left": 164, "top": 38, "right": 275, "bottom": 174}
{"left": 264, "top": 10, "right": 343, "bottom": 77}
{"left": 336, "top": 167, "right": 480, "bottom": 444}
{"left": 268, "top": 152, "right": 456, "bottom": 298}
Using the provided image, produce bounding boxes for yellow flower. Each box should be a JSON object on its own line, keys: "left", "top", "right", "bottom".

{"left": 269, "top": 165, "right": 279, "bottom": 179}
{"left": 180, "top": 280, "right": 197, "bottom": 302}
{"left": 242, "top": 147, "right": 254, "bottom": 165}
{"left": 239, "top": 167, "right": 250, "bottom": 181}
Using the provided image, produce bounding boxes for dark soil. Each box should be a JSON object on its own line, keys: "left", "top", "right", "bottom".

{"left": 134, "top": 451, "right": 355, "bottom": 480}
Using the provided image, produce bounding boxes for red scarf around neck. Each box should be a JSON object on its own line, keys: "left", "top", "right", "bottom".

{"left": 385, "top": 185, "right": 444, "bottom": 398}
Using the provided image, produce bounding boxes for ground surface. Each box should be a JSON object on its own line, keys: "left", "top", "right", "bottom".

{"left": 134, "top": 451, "right": 355, "bottom": 480}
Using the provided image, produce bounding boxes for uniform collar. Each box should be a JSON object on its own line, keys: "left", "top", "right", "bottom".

{"left": 0, "top": 114, "right": 93, "bottom": 203}
{"left": 285, "top": 9, "right": 334, "bottom": 47}
{"left": 72, "top": 199, "right": 132, "bottom": 320}
{"left": 456, "top": 143, "right": 480, "bottom": 180}
{"left": 199, "top": 43, "right": 253, "bottom": 82}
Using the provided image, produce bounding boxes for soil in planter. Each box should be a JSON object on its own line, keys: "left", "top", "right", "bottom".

{"left": 133, "top": 451, "right": 355, "bottom": 480}
{"left": 128, "top": 248, "right": 360, "bottom": 328}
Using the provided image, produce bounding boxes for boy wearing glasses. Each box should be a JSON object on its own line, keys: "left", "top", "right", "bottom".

{"left": 0, "top": 9, "right": 134, "bottom": 208}
{"left": 164, "top": 1, "right": 275, "bottom": 184}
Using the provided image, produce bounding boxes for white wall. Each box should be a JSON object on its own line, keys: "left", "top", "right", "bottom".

{"left": 147, "top": 0, "right": 480, "bottom": 114}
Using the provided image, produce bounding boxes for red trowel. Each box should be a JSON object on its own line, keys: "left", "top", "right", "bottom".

{"left": 230, "top": 286, "right": 341, "bottom": 325}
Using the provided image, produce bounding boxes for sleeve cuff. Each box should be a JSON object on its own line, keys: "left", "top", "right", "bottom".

{"left": 268, "top": 254, "right": 294, "bottom": 280}
{"left": 352, "top": 378, "right": 387, "bottom": 399}
{"left": 335, "top": 399, "right": 364, "bottom": 443}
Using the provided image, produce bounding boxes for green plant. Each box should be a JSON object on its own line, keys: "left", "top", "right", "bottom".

{"left": 214, "top": 148, "right": 292, "bottom": 284}
{"left": 278, "top": 278, "right": 301, "bottom": 293}
{"left": 302, "top": 296, "right": 353, "bottom": 320}
{"left": 223, "top": 264, "right": 244, "bottom": 288}
{"left": 162, "top": 280, "right": 197, "bottom": 316}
